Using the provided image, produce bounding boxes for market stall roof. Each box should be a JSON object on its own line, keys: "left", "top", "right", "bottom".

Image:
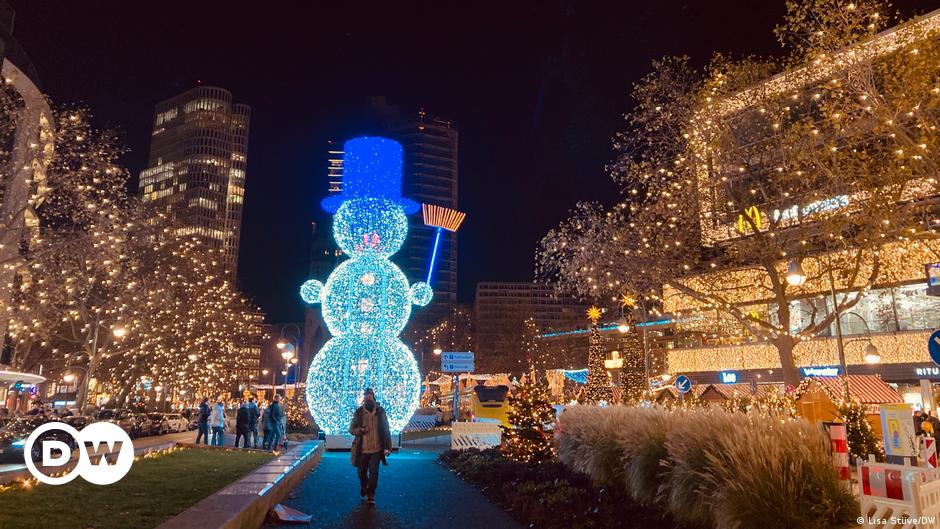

{"left": 804, "top": 375, "right": 902, "bottom": 405}
{"left": 0, "top": 369, "right": 46, "bottom": 385}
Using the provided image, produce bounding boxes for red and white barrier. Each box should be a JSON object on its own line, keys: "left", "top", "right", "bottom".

{"left": 924, "top": 437, "right": 938, "bottom": 469}
{"left": 858, "top": 457, "right": 940, "bottom": 529}
{"left": 827, "top": 423, "right": 850, "bottom": 484}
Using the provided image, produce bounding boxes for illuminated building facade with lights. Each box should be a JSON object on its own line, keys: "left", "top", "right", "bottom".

{"left": 139, "top": 85, "right": 250, "bottom": 278}
{"left": 661, "top": 10, "right": 940, "bottom": 408}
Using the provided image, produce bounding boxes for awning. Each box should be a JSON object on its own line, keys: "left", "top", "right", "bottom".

{"left": 810, "top": 375, "right": 902, "bottom": 405}
{"left": 0, "top": 369, "right": 46, "bottom": 385}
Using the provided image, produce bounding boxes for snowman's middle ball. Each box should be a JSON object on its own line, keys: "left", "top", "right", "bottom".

{"left": 321, "top": 254, "right": 412, "bottom": 337}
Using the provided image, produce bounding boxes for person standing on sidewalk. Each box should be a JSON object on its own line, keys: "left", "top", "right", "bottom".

{"left": 247, "top": 397, "right": 260, "bottom": 448}
{"left": 195, "top": 398, "right": 210, "bottom": 445}
{"left": 234, "top": 399, "right": 251, "bottom": 448}
{"left": 209, "top": 399, "right": 225, "bottom": 446}
{"left": 267, "top": 395, "right": 284, "bottom": 450}
{"left": 349, "top": 388, "right": 391, "bottom": 504}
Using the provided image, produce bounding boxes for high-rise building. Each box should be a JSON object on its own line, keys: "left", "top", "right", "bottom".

{"left": 326, "top": 100, "right": 459, "bottom": 333}
{"left": 475, "top": 282, "right": 590, "bottom": 371}
{"left": 139, "top": 86, "right": 250, "bottom": 278}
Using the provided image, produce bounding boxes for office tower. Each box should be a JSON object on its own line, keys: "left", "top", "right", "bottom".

{"left": 139, "top": 86, "right": 250, "bottom": 278}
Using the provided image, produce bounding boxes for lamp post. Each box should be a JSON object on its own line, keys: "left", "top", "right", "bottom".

{"left": 281, "top": 348, "right": 295, "bottom": 398}
{"left": 262, "top": 369, "right": 273, "bottom": 400}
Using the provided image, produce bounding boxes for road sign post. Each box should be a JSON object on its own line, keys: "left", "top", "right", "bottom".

{"left": 929, "top": 330, "right": 940, "bottom": 366}
{"left": 675, "top": 374, "right": 691, "bottom": 405}
{"left": 442, "top": 352, "right": 474, "bottom": 422}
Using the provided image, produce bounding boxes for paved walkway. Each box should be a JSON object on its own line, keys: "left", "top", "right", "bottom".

{"left": 267, "top": 445, "right": 521, "bottom": 529}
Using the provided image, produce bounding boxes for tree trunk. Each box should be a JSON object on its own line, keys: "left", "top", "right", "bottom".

{"left": 775, "top": 336, "right": 801, "bottom": 389}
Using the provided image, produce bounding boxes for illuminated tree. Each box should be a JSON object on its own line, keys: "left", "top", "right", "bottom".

{"left": 538, "top": 1, "right": 940, "bottom": 387}
{"left": 501, "top": 379, "right": 555, "bottom": 463}
{"left": 584, "top": 306, "right": 611, "bottom": 404}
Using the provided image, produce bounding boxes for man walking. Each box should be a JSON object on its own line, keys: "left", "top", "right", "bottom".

{"left": 247, "top": 397, "right": 260, "bottom": 448}
{"left": 195, "top": 398, "right": 210, "bottom": 445}
{"left": 349, "top": 388, "right": 391, "bottom": 504}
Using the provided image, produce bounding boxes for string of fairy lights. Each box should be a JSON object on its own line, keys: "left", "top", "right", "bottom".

{"left": 536, "top": 2, "right": 940, "bottom": 384}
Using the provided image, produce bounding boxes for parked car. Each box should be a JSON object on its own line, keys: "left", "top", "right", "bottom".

{"left": 163, "top": 413, "right": 188, "bottom": 433}
{"left": 145, "top": 413, "right": 170, "bottom": 436}
{"left": 95, "top": 409, "right": 144, "bottom": 438}
{"left": 62, "top": 415, "right": 92, "bottom": 431}
{"left": 0, "top": 416, "right": 77, "bottom": 463}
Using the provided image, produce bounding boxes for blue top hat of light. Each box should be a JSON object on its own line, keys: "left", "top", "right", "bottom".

{"left": 321, "top": 136, "right": 420, "bottom": 214}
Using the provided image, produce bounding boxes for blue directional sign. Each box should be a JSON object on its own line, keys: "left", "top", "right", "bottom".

{"left": 929, "top": 330, "right": 940, "bottom": 367}
{"left": 675, "top": 374, "right": 692, "bottom": 395}
{"left": 441, "top": 352, "right": 474, "bottom": 373}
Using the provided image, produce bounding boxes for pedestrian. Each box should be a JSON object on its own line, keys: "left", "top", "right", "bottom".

{"left": 349, "top": 388, "right": 392, "bottom": 505}
{"left": 279, "top": 401, "right": 288, "bottom": 450}
{"left": 60, "top": 407, "right": 74, "bottom": 418}
{"left": 927, "top": 410, "right": 940, "bottom": 437}
{"left": 195, "top": 398, "right": 211, "bottom": 445}
{"left": 915, "top": 409, "right": 927, "bottom": 436}
{"left": 25, "top": 402, "right": 41, "bottom": 416}
{"left": 235, "top": 400, "right": 251, "bottom": 448}
{"left": 267, "top": 395, "right": 283, "bottom": 450}
{"left": 247, "top": 397, "right": 260, "bottom": 448}
{"left": 261, "top": 402, "right": 273, "bottom": 449}
{"left": 209, "top": 399, "right": 225, "bottom": 446}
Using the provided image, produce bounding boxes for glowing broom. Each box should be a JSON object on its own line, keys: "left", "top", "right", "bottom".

{"left": 422, "top": 204, "right": 466, "bottom": 284}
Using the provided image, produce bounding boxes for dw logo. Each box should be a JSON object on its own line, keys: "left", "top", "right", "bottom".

{"left": 23, "top": 421, "right": 135, "bottom": 485}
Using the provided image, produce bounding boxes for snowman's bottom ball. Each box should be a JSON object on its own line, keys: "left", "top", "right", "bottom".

{"left": 305, "top": 336, "right": 420, "bottom": 435}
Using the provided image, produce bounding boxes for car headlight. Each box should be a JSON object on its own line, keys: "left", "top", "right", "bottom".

{"left": 11, "top": 439, "right": 25, "bottom": 448}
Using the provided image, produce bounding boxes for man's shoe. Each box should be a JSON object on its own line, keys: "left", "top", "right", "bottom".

{"left": 360, "top": 486, "right": 366, "bottom": 498}
{"left": 367, "top": 495, "right": 375, "bottom": 504}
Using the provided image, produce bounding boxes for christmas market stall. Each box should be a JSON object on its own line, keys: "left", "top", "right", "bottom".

{"left": 794, "top": 375, "right": 902, "bottom": 441}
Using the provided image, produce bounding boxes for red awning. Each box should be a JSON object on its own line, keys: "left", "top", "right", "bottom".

{"left": 811, "top": 375, "right": 902, "bottom": 405}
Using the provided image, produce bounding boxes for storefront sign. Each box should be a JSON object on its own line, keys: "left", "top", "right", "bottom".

{"left": 801, "top": 366, "right": 840, "bottom": 377}
{"left": 915, "top": 366, "right": 940, "bottom": 377}
{"left": 719, "top": 371, "right": 738, "bottom": 384}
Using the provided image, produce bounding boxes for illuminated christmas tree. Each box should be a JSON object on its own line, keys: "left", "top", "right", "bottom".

{"left": 620, "top": 330, "right": 646, "bottom": 403}
{"left": 838, "top": 398, "right": 883, "bottom": 462}
{"left": 501, "top": 380, "right": 555, "bottom": 463}
{"left": 584, "top": 306, "right": 612, "bottom": 404}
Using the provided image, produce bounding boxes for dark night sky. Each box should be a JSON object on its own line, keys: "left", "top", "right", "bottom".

{"left": 8, "top": 1, "right": 932, "bottom": 322}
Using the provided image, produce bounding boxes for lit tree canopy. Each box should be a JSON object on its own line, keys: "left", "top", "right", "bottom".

{"left": 538, "top": 0, "right": 940, "bottom": 386}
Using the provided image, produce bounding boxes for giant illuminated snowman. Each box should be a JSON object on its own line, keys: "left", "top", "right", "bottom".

{"left": 299, "top": 137, "right": 432, "bottom": 435}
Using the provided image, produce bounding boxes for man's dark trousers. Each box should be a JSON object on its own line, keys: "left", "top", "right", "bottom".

{"left": 357, "top": 451, "right": 382, "bottom": 495}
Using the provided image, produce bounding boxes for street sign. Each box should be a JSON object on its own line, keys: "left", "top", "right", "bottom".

{"left": 675, "top": 374, "right": 692, "bottom": 395}
{"left": 929, "top": 330, "right": 940, "bottom": 366}
{"left": 441, "top": 352, "right": 474, "bottom": 373}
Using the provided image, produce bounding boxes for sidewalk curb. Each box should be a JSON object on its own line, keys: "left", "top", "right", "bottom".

{"left": 156, "top": 440, "right": 323, "bottom": 529}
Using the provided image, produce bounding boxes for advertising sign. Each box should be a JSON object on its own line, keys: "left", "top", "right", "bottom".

{"left": 880, "top": 403, "right": 917, "bottom": 464}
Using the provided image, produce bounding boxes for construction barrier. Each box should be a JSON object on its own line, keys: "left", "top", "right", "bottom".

{"left": 451, "top": 421, "right": 501, "bottom": 450}
{"left": 858, "top": 456, "right": 940, "bottom": 529}
{"left": 827, "top": 423, "right": 850, "bottom": 484}
{"left": 403, "top": 414, "right": 438, "bottom": 432}
{"left": 924, "top": 437, "right": 938, "bottom": 469}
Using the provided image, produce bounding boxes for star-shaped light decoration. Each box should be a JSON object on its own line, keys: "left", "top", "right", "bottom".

{"left": 620, "top": 294, "right": 637, "bottom": 308}
{"left": 586, "top": 306, "right": 602, "bottom": 322}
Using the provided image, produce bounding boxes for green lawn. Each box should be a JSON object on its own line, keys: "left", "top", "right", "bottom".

{"left": 0, "top": 447, "right": 273, "bottom": 529}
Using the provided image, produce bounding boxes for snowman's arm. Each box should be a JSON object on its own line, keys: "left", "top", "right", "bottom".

{"left": 300, "top": 280, "right": 325, "bottom": 304}
{"left": 410, "top": 282, "right": 433, "bottom": 307}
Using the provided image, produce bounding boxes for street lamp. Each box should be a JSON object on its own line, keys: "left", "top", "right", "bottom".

{"left": 616, "top": 318, "right": 630, "bottom": 334}
{"left": 864, "top": 342, "right": 881, "bottom": 364}
{"left": 433, "top": 348, "right": 442, "bottom": 356}
{"left": 786, "top": 259, "right": 807, "bottom": 287}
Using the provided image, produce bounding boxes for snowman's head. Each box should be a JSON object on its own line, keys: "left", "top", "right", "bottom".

{"left": 333, "top": 198, "right": 408, "bottom": 257}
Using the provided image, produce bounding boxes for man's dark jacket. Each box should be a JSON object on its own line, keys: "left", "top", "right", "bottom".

{"left": 348, "top": 403, "right": 392, "bottom": 467}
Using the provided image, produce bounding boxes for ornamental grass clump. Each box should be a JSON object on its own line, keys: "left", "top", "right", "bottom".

{"left": 555, "top": 404, "right": 634, "bottom": 487}
{"left": 661, "top": 407, "right": 739, "bottom": 526}
{"left": 556, "top": 405, "right": 857, "bottom": 529}
{"left": 613, "top": 406, "right": 672, "bottom": 506}
{"left": 702, "top": 414, "right": 857, "bottom": 529}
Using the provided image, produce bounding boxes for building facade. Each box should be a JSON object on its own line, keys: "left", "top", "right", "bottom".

{"left": 475, "top": 282, "right": 590, "bottom": 371}
{"left": 139, "top": 86, "right": 250, "bottom": 278}
{"left": 659, "top": 10, "right": 940, "bottom": 410}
